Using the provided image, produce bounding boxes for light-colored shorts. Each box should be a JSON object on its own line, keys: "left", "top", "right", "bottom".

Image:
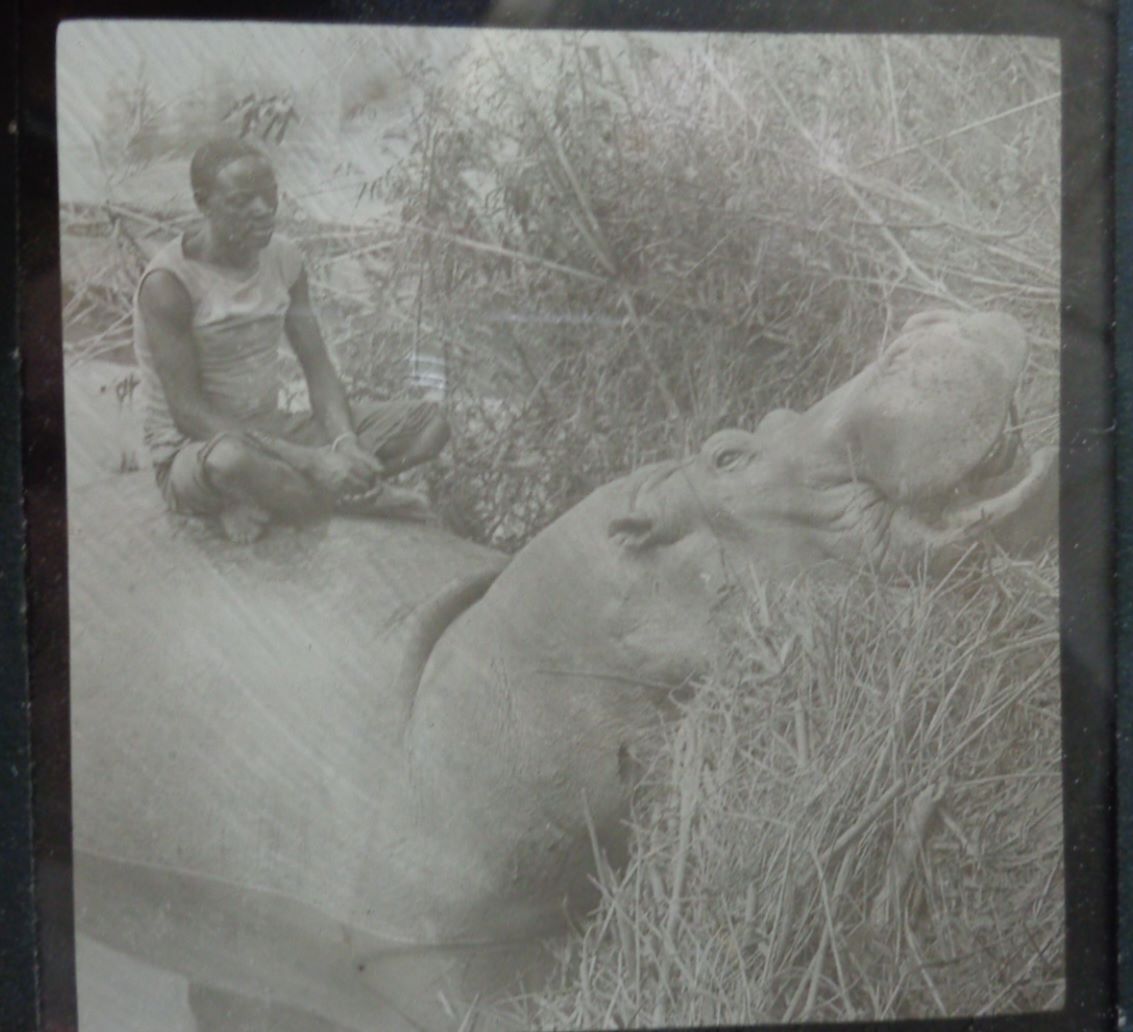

{"left": 155, "top": 400, "right": 442, "bottom": 516}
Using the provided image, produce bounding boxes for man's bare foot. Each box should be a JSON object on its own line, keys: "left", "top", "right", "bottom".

{"left": 336, "top": 482, "right": 432, "bottom": 522}
{"left": 220, "top": 503, "right": 271, "bottom": 544}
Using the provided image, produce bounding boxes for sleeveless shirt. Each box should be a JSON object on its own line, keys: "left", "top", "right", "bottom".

{"left": 132, "top": 233, "right": 304, "bottom": 465}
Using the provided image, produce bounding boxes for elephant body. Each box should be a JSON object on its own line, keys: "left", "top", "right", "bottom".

{"left": 70, "top": 311, "right": 1057, "bottom": 1030}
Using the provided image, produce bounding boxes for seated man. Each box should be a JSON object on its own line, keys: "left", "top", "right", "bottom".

{"left": 133, "top": 136, "right": 450, "bottom": 543}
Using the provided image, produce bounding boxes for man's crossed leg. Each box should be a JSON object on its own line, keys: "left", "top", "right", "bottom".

{"left": 157, "top": 399, "right": 451, "bottom": 543}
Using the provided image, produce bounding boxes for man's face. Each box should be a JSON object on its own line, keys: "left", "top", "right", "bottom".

{"left": 200, "top": 155, "right": 279, "bottom": 251}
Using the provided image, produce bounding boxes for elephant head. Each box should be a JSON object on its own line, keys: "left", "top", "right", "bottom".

{"left": 402, "top": 310, "right": 1056, "bottom": 940}
{"left": 607, "top": 309, "right": 1054, "bottom": 579}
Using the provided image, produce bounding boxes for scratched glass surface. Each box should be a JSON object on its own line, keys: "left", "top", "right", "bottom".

{"left": 59, "top": 21, "right": 1063, "bottom": 1030}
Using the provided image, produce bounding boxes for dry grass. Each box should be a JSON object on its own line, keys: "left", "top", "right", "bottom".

{"left": 500, "top": 555, "right": 1062, "bottom": 1027}
{"left": 61, "top": 33, "right": 1060, "bottom": 547}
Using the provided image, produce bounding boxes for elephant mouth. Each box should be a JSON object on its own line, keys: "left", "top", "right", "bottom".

{"left": 966, "top": 419, "right": 1021, "bottom": 485}
{"left": 924, "top": 422, "right": 1030, "bottom": 519}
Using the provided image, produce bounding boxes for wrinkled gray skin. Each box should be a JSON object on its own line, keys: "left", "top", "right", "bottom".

{"left": 72, "top": 310, "right": 1055, "bottom": 1031}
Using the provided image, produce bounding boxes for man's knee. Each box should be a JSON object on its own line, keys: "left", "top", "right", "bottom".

{"left": 200, "top": 434, "right": 262, "bottom": 491}
{"left": 422, "top": 403, "right": 451, "bottom": 453}
{"left": 201, "top": 434, "right": 323, "bottom": 519}
{"left": 359, "top": 400, "right": 451, "bottom": 472}
{"left": 202, "top": 434, "right": 310, "bottom": 505}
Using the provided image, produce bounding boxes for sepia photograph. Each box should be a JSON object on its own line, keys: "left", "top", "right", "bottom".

{"left": 58, "top": 20, "right": 1066, "bottom": 1031}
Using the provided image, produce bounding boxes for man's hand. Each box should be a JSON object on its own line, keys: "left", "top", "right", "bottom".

{"left": 305, "top": 435, "right": 386, "bottom": 499}
{"left": 306, "top": 444, "right": 381, "bottom": 498}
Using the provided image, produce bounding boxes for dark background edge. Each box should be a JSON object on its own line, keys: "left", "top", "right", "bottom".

{"left": 3, "top": 0, "right": 37, "bottom": 1027}
{"left": 7, "top": 2, "right": 1121, "bottom": 1031}
{"left": 1117, "top": 0, "right": 1132, "bottom": 1026}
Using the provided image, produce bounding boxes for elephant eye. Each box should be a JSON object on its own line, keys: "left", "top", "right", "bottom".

{"left": 713, "top": 448, "right": 748, "bottom": 471}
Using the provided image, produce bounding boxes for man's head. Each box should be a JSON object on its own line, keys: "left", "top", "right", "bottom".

{"left": 189, "top": 137, "right": 279, "bottom": 253}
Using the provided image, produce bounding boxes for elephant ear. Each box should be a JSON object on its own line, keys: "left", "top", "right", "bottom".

{"left": 608, "top": 512, "right": 663, "bottom": 550}
{"left": 607, "top": 460, "right": 696, "bottom": 551}
{"left": 849, "top": 311, "right": 1028, "bottom": 502}
{"left": 609, "top": 502, "right": 697, "bottom": 551}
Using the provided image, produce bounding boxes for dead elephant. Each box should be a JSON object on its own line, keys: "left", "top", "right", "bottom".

{"left": 70, "top": 309, "right": 1056, "bottom": 1030}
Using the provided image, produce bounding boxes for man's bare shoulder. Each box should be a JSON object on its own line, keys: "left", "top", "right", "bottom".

{"left": 138, "top": 269, "right": 192, "bottom": 325}
{"left": 267, "top": 234, "right": 305, "bottom": 288}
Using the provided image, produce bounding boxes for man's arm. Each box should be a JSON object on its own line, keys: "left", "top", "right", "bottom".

{"left": 140, "top": 270, "right": 255, "bottom": 442}
{"left": 139, "top": 271, "right": 363, "bottom": 491}
{"left": 285, "top": 268, "right": 384, "bottom": 479}
{"left": 284, "top": 268, "right": 356, "bottom": 439}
